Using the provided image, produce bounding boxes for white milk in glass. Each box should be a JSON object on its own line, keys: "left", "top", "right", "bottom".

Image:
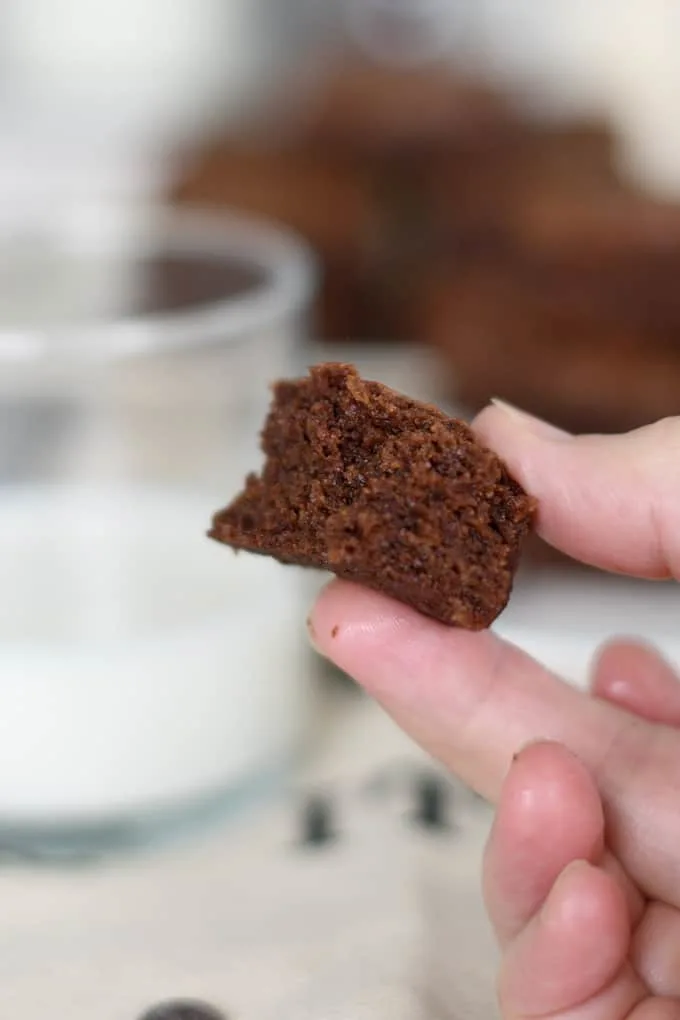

{"left": 0, "top": 204, "right": 314, "bottom": 841}
{"left": 0, "top": 484, "right": 310, "bottom": 824}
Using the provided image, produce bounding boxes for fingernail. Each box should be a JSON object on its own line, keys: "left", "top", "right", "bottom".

{"left": 490, "top": 398, "right": 572, "bottom": 442}
{"left": 306, "top": 612, "right": 329, "bottom": 658}
{"left": 512, "top": 738, "right": 544, "bottom": 761}
{"left": 306, "top": 614, "right": 321, "bottom": 653}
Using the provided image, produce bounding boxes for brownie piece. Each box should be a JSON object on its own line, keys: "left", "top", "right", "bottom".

{"left": 209, "top": 364, "right": 534, "bottom": 629}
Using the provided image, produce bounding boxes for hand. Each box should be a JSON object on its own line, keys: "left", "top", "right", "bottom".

{"left": 308, "top": 406, "right": 680, "bottom": 1019}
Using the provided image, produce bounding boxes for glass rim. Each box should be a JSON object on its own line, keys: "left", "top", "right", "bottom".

{"left": 0, "top": 204, "right": 317, "bottom": 362}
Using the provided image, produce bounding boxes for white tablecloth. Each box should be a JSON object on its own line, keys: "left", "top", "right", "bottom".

{"left": 0, "top": 679, "right": 499, "bottom": 1020}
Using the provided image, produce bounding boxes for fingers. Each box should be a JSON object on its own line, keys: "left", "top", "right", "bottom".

{"left": 484, "top": 741, "right": 645, "bottom": 952}
{"left": 472, "top": 403, "right": 680, "bottom": 578}
{"left": 592, "top": 640, "right": 680, "bottom": 727}
{"left": 310, "top": 583, "right": 680, "bottom": 910}
{"left": 489, "top": 745, "right": 667, "bottom": 1020}
{"left": 633, "top": 901, "right": 680, "bottom": 999}
{"left": 309, "top": 581, "right": 630, "bottom": 802}
{"left": 628, "top": 999, "right": 680, "bottom": 1020}
{"left": 498, "top": 859, "right": 642, "bottom": 1020}
{"left": 483, "top": 742, "right": 605, "bottom": 946}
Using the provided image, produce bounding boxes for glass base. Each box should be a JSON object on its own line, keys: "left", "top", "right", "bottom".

{"left": 0, "top": 766, "right": 288, "bottom": 865}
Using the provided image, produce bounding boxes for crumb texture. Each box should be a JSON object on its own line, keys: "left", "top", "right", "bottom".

{"left": 209, "top": 364, "right": 534, "bottom": 629}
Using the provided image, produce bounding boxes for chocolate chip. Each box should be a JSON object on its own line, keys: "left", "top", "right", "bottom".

{"left": 412, "top": 773, "right": 450, "bottom": 831}
{"left": 300, "top": 791, "right": 335, "bottom": 847}
{"left": 138, "top": 999, "right": 226, "bottom": 1020}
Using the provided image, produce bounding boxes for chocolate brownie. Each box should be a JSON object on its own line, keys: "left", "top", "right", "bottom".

{"left": 174, "top": 142, "right": 379, "bottom": 261}
{"left": 172, "top": 140, "right": 391, "bottom": 340}
{"left": 512, "top": 187, "right": 680, "bottom": 261}
{"left": 417, "top": 179, "right": 680, "bottom": 435}
{"left": 209, "top": 364, "right": 534, "bottom": 629}
{"left": 300, "top": 62, "right": 513, "bottom": 155}
{"left": 421, "top": 259, "right": 680, "bottom": 434}
{"left": 420, "top": 119, "right": 618, "bottom": 247}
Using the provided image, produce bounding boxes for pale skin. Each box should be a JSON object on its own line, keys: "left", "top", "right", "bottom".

{"left": 308, "top": 403, "right": 680, "bottom": 1020}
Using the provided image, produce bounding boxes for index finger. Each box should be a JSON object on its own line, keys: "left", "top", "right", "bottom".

{"left": 309, "top": 581, "right": 628, "bottom": 803}
{"left": 472, "top": 404, "right": 680, "bottom": 579}
{"left": 309, "top": 580, "right": 680, "bottom": 908}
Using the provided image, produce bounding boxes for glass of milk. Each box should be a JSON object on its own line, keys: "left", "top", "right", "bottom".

{"left": 0, "top": 205, "right": 316, "bottom": 856}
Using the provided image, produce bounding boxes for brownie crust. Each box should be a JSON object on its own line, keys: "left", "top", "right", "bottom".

{"left": 209, "top": 364, "right": 534, "bottom": 630}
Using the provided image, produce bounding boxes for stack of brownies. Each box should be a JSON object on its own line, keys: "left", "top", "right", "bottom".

{"left": 173, "top": 57, "right": 680, "bottom": 436}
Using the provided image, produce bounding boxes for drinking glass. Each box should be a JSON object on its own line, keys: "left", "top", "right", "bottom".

{"left": 0, "top": 205, "right": 316, "bottom": 856}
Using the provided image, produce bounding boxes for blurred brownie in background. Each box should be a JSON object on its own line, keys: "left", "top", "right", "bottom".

{"left": 298, "top": 61, "right": 514, "bottom": 155}
{"left": 171, "top": 60, "right": 522, "bottom": 342}
{"left": 175, "top": 142, "right": 378, "bottom": 258}
{"left": 171, "top": 52, "right": 680, "bottom": 447}
{"left": 419, "top": 187, "right": 680, "bottom": 435}
{"left": 417, "top": 119, "right": 618, "bottom": 251}
{"left": 173, "top": 140, "right": 384, "bottom": 340}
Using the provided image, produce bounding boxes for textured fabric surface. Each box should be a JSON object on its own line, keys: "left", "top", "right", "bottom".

{"left": 0, "top": 693, "right": 497, "bottom": 1020}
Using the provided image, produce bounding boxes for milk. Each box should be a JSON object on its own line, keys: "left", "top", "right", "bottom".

{"left": 0, "top": 484, "right": 311, "bottom": 825}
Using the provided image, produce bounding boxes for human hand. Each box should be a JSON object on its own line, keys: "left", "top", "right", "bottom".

{"left": 308, "top": 407, "right": 680, "bottom": 1019}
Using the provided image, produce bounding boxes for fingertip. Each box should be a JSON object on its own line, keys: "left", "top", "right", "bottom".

{"left": 473, "top": 406, "right": 680, "bottom": 579}
{"left": 591, "top": 638, "right": 680, "bottom": 725}
{"left": 484, "top": 741, "right": 604, "bottom": 945}
{"left": 591, "top": 639, "right": 648, "bottom": 703}
{"left": 497, "top": 740, "right": 604, "bottom": 849}
{"left": 593, "top": 636, "right": 660, "bottom": 678}
{"left": 473, "top": 400, "right": 571, "bottom": 444}
{"left": 309, "top": 579, "right": 425, "bottom": 676}
{"left": 512, "top": 737, "right": 590, "bottom": 774}
{"left": 471, "top": 401, "right": 577, "bottom": 548}
{"left": 310, "top": 576, "right": 489, "bottom": 683}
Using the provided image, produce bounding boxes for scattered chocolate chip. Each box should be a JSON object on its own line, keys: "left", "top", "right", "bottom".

{"left": 300, "top": 792, "right": 336, "bottom": 847}
{"left": 137, "top": 999, "right": 226, "bottom": 1020}
{"left": 412, "top": 773, "right": 451, "bottom": 831}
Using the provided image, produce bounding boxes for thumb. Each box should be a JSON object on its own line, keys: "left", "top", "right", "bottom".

{"left": 472, "top": 406, "right": 680, "bottom": 579}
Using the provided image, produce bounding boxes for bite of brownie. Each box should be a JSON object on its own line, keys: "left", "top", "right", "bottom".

{"left": 209, "top": 364, "right": 535, "bottom": 630}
